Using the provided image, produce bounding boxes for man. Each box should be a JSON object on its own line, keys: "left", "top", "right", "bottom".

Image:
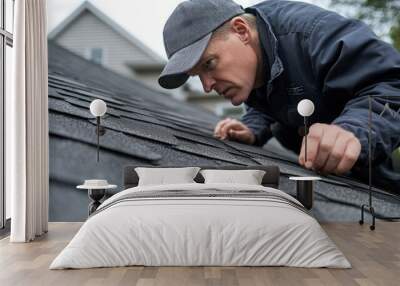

{"left": 158, "top": 0, "right": 400, "bottom": 191}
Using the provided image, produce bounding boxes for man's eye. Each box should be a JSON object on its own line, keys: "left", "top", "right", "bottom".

{"left": 204, "top": 59, "right": 216, "bottom": 71}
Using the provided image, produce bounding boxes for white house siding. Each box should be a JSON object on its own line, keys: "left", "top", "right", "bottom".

{"left": 53, "top": 10, "right": 155, "bottom": 79}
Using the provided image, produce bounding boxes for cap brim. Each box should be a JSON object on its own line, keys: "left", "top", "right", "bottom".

{"left": 159, "top": 33, "right": 212, "bottom": 89}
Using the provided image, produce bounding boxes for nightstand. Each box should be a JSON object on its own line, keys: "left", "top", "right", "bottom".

{"left": 77, "top": 180, "right": 117, "bottom": 216}
{"left": 289, "top": 176, "right": 321, "bottom": 210}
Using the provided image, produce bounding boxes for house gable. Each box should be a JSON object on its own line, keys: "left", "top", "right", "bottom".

{"left": 49, "top": 2, "right": 164, "bottom": 78}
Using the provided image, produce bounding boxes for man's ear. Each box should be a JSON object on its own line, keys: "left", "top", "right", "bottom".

{"left": 229, "top": 17, "right": 251, "bottom": 44}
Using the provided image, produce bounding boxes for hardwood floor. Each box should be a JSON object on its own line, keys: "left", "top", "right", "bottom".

{"left": 0, "top": 222, "right": 399, "bottom": 286}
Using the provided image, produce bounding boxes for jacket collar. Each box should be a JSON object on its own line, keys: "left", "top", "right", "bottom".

{"left": 245, "top": 7, "right": 284, "bottom": 93}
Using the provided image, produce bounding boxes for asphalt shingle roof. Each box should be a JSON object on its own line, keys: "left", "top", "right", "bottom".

{"left": 48, "top": 41, "right": 400, "bottom": 222}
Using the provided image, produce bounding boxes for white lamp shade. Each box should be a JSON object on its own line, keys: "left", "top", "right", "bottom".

{"left": 90, "top": 99, "right": 107, "bottom": 117}
{"left": 297, "top": 99, "right": 315, "bottom": 117}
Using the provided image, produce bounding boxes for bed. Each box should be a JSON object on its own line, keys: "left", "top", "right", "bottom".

{"left": 50, "top": 165, "right": 350, "bottom": 269}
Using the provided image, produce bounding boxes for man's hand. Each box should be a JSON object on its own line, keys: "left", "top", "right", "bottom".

{"left": 299, "top": 123, "right": 361, "bottom": 175}
{"left": 214, "top": 118, "right": 256, "bottom": 145}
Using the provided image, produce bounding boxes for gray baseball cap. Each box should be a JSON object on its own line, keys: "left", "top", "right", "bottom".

{"left": 158, "top": 0, "right": 244, "bottom": 89}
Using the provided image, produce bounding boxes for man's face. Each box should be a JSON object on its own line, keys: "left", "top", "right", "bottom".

{"left": 188, "top": 30, "right": 258, "bottom": 106}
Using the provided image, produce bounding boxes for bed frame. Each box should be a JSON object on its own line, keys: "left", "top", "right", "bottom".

{"left": 123, "top": 165, "right": 280, "bottom": 190}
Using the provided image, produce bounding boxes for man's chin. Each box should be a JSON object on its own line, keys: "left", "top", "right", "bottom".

{"left": 230, "top": 97, "right": 244, "bottom": 106}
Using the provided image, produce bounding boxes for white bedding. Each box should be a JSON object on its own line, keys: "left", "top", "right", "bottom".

{"left": 50, "top": 183, "right": 351, "bottom": 269}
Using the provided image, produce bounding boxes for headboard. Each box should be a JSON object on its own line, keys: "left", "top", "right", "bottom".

{"left": 123, "top": 165, "right": 280, "bottom": 190}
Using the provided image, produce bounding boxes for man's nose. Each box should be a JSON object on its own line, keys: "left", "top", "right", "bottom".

{"left": 199, "top": 74, "right": 216, "bottom": 93}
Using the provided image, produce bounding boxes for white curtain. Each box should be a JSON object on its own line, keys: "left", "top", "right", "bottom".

{"left": 6, "top": 0, "right": 49, "bottom": 242}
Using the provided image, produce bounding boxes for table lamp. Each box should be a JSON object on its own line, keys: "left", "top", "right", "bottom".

{"left": 89, "top": 99, "right": 107, "bottom": 162}
{"left": 288, "top": 99, "right": 319, "bottom": 210}
{"left": 297, "top": 99, "right": 315, "bottom": 163}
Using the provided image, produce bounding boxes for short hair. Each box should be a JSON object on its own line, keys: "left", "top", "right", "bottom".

{"left": 212, "top": 13, "right": 257, "bottom": 40}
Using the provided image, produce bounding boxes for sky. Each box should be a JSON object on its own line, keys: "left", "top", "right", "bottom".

{"left": 47, "top": 0, "right": 329, "bottom": 60}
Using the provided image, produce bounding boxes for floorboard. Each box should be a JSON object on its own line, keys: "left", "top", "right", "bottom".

{"left": 0, "top": 222, "right": 399, "bottom": 286}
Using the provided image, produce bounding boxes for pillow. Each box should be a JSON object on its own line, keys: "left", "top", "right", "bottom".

{"left": 135, "top": 167, "right": 200, "bottom": 186}
{"left": 200, "top": 169, "right": 266, "bottom": 185}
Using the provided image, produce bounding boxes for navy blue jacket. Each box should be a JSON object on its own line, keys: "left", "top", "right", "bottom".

{"left": 240, "top": 0, "right": 400, "bottom": 189}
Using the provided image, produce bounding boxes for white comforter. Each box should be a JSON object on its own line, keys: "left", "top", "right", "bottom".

{"left": 50, "top": 183, "right": 351, "bottom": 269}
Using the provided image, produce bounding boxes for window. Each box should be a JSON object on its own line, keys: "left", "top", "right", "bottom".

{"left": 90, "top": 48, "right": 103, "bottom": 65}
{"left": 1, "top": 0, "right": 14, "bottom": 230}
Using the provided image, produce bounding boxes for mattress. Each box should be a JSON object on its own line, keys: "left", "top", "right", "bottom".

{"left": 50, "top": 183, "right": 351, "bottom": 269}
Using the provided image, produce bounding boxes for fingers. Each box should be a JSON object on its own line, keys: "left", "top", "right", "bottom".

{"left": 220, "top": 120, "right": 245, "bottom": 139}
{"left": 228, "top": 129, "right": 256, "bottom": 145}
{"left": 213, "top": 118, "right": 255, "bottom": 144}
{"left": 299, "top": 123, "right": 361, "bottom": 175}
{"left": 215, "top": 118, "right": 242, "bottom": 139}
{"left": 299, "top": 123, "right": 324, "bottom": 168}
{"left": 221, "top": 122, "right": 244, "bottom": 140}
{"left": 214, "top": 118, "right": 232, "bottom": 138}
{"left": 313, "top": 126, "right": 339, "bottom": 171}
{"left": 334, "top": 137, "right": 361, "bottom": 174}
{"left": 299, "top": 137, "right": 306, "bottom": 166}
{"left": 321, "top": 133, "right": 348, "bottom": 173}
